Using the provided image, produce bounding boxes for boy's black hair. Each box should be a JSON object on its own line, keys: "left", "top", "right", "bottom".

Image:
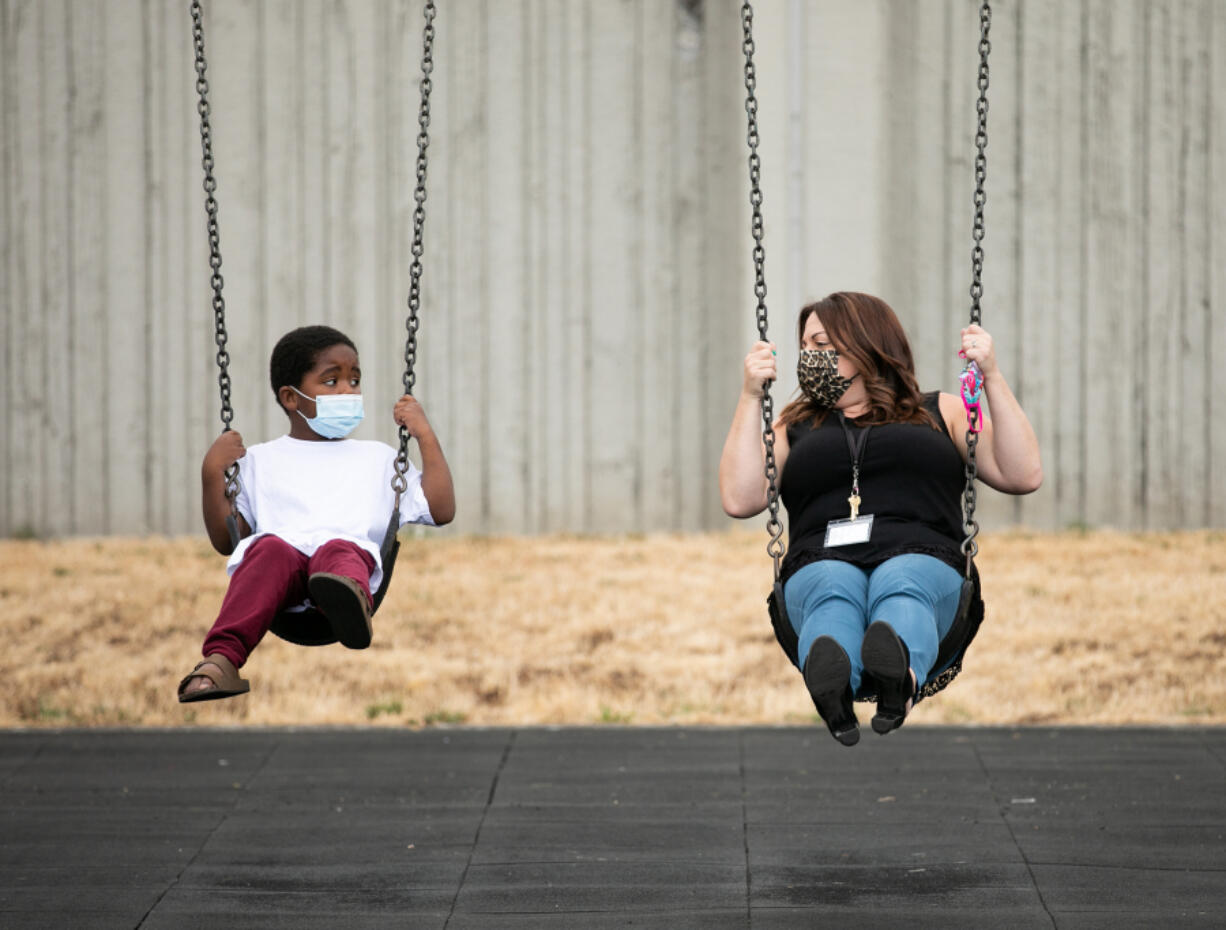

{"left": 269, "top": 325, "right": 357, "bottom": 409}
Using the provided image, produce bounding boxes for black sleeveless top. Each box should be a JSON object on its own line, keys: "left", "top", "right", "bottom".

{"left": 779, "top": 392, "right": 965, "bottom": 582}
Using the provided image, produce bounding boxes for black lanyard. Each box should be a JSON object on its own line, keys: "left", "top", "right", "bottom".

{"left": 836, "top": 412, "right": 870, "bottom": 471}
{"left": 836, "top": 412, "right": 871, "bottom": 511}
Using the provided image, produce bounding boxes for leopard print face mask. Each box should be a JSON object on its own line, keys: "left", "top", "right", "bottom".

{"left": 797, "top": 349, "right": 854, "bottom": 409}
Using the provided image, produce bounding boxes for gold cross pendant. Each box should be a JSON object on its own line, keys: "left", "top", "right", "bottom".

{"left": 848, "top": 493, "right": 861, "bottom": 521}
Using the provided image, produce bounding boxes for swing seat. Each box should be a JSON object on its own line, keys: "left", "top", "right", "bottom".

{"left": 270, "top": 512, "right": 402, "bottom": 647}
{"left": 194, "top": 0, "right": 433, "bottom": 651}
{"left": 767, "top": 562, "right": 985, "bottom": 703}
{"left": 228, "top": 511, "right": 402, "bottom": 647}
{"left": 269, "top": 535, "right": 399, "bottom": 646}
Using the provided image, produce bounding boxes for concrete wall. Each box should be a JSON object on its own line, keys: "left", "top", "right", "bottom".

{"left": 1, "top": 0, "right": 744, "bottom": 537}
{"left": 3, "top": 0, "right": 1224, "bottom": 538}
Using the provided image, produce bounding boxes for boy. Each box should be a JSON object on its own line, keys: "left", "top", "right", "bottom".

{"left": 179, "top": 325, "right": 455, "bottom": 702}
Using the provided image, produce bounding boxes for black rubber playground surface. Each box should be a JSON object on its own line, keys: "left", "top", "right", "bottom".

{"left": 2, "top": 726, "right": 1225, "bottom": 929}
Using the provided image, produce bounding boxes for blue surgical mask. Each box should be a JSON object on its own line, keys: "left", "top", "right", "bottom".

{"left": 292, "top": 387, "right": 364, "bottom": 439}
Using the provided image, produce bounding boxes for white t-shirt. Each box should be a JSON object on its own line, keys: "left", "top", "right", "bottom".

{"left": 228, "top": 435, "right": 435, "bottom": 591}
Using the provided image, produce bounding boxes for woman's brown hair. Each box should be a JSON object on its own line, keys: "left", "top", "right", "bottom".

{"left": 776, "top": 292, "right": 937, "bottom": 430}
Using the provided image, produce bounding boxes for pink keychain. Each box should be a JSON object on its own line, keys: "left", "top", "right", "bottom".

{"left": 958, "top": 352, "right": 984, "bottom": 433}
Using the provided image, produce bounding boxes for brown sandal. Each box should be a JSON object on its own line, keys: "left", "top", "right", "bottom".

{"left": 177, "top": 654, "right": 250, "bottom": 703}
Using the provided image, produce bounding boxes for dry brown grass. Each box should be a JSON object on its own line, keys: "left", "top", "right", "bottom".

{"left": 1, "top": 529, "right": 1223, "bottom": 728}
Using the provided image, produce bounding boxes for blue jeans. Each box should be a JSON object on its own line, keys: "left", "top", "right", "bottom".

{"left": 783, "top": 554, "right": 964, "bottom": 694}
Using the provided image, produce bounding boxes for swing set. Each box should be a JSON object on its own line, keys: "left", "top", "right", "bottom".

{"left": 189, "top": 0, "right": 436, "bottom": 647}
{"left": 190, "top": 0, "right": 995, "bottom": 696}
{"left": 753, "top": 1, "right": 993, "bottom": 703}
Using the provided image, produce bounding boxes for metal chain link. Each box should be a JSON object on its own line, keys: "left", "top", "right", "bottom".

{"left": 191, "top": 0, "right": 239, "bottom": 507}
{"left": 961, "top": 424, "right": 980, "bottom": 563}
{"left": 740, "top": 1, "right": 784, "bottom": 579}
{"left": 393, "top": 0, "right": 436, "bottom": 498}
{"left": 968, "top": 0, "right": 991, "bottom": 323}
{"left": 962, "top": 0, "right": 992, "bottom": 566}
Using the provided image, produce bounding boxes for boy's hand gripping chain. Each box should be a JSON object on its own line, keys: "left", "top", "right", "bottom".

{"left": 390, "top": 0, "right": 436, "bottom": 557}
{"left": 191, "top": 0, "right": 242, "bottom": 550}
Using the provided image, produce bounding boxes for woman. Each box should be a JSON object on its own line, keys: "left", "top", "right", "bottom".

{"left": 719, "top": 292, "right": 1041, "bottom": 745}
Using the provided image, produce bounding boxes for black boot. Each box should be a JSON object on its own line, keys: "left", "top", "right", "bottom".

{"left": 803, "top": 636, "right": 860, "bottom": 747}
{"left": 861, "top": 621, "right": 916, "bottom": 735}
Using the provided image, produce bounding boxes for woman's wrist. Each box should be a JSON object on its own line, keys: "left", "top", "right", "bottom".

{"left": 980, "top": 365, "right": 1005, "bottom": 388}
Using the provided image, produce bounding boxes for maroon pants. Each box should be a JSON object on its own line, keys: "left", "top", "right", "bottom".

{"left": 202, "top": 535, "right": 376, "bottom": 668}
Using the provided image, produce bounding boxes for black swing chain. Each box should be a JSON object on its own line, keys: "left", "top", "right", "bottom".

{"left": 393, "top": 0, "right": 436, "bottom": 502}
{"left": 191, "top": 0, "right": 240, "bottom": 509}
{"left": 740, "top": 2, "right": 784, "bottom": 579}
{"left": 962, "top": 0, "right": 992, "bottom": 567}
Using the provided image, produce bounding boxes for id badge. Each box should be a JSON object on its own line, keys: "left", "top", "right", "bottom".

{"left": 825, "top": 514, "right": 874, "bottom": 548}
